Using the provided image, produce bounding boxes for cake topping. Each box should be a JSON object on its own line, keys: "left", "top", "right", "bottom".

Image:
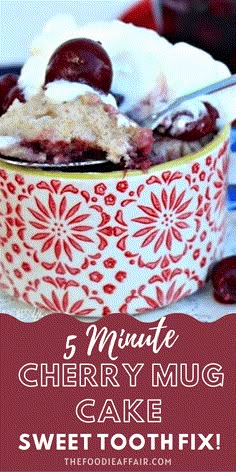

{"left": 44, "top": 38, "right": 113, "bottom": 95}
{"left": 156, "top": 100, "right": 219, "bottom": 141}
{"left": 16, "top": 17, "right": 231, "bottom": 118}
{"left": 0, "top": 17, "right": 232, "bottom": 171}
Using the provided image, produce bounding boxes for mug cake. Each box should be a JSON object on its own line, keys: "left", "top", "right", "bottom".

{"left": 0, "top": 16, "right": 232, "bottom": 316}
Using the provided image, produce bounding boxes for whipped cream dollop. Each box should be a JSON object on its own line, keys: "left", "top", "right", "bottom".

{"left": 18, "top": 14, "right": 231, "bottom": 119}
{"left": 44, "top": 80, "right": 117, "bottom": 106}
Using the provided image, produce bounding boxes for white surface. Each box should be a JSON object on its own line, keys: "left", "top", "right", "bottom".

{"left": 1, "top": 211, "right": 235, "bottom": 323}
{"left": 0, "top": 0, "right": 135, "bottom": 66}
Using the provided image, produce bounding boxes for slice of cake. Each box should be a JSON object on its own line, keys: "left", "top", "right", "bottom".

{"left": 0, "top": 90, "right": 153, "bottom": 169}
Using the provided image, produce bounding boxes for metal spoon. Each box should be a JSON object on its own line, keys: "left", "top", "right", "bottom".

{"left": 139, "top": 73, "right": 236, "bottom": 129}
{"left": 0, "top": 74, "right": 235, "bottom": 170}
{"left": 0, "top": 156, "right": 111, "bottom": 170}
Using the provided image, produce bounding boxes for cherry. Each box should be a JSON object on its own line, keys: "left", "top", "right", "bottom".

{"left": 178, "top": 102, "right": 219, "bottom": 141}
{"left": 0, "top": 73, "right": 18, "bottom": 115}
{"left": 2, "top": 85, "right": 25, "bottom": 114}
{"left": 157, "top": 102, "right": 219, "bottom": 141}
{"left": 44, "top": 38, "right": 113, "bottom": 95}
{"left": 211, "top": 256, "right": 236, "bottom": 304}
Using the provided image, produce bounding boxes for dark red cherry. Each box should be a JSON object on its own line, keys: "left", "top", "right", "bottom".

{"left": 2, "top": 85, "right": 25, "bottom": 114}
{"left": 0, "top": 73, "right": 18, "bottom": 115}
{"left": 178, "top": 102, "right": 219, "bottom": 141}
{"left": 157, "top": 102, "right": 219, "bottom": 142}
{"left": 211, "top": 256, "right": 236, "bottom": 304}
{"left": 44, "top": 38, "right": 113, "bottom": 95}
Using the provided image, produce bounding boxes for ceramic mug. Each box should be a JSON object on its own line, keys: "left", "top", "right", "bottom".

{"left": 0, "top": 125, "right": 230, "bottom": 317}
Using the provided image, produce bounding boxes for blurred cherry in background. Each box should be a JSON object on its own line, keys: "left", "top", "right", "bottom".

{"left": 121, "top": 0, "right": 236, "bottom": 72}
{"left": 121, "top": 0, "right": 236, "bottom": 203}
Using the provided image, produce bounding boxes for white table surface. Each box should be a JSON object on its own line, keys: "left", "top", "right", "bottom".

{"left": 1, "top": 211, "right": 235, "bottom": 324}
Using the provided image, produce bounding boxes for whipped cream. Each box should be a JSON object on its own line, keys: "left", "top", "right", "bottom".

{"left": 44, "top": 80, "right": 117, "bottom": 107}
{"left": 19, "top": 16, "right": 172, "bottom": 112}
{"left": 17, "top": 15, "right": 231, "bottom": 120}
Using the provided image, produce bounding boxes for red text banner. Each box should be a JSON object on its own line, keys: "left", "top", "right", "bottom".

{"left": 0, "top": 312, "right": 235, "bottom": 472}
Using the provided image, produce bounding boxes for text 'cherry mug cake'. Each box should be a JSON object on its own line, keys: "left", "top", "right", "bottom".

{"left": 0, "top": 16, "right": 232, "bottom": 317}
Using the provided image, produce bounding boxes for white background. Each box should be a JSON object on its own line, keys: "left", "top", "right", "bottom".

{"left": 0, "top": 0, "right": 135, "bottom": 66}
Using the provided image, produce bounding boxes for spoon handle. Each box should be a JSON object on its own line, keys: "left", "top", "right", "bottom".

{"left": 181, "top": 74, "right": 236, "bottom": 100}
{"left": 141, "top": 74, "right": 236, "bottom": 129}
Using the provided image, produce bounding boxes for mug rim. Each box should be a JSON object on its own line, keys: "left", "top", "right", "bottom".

{"left": 0, "top": 124, "right": 230, "bottom": 181}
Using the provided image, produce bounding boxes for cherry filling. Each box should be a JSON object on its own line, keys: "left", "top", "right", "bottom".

{"left": 211, "top": 256, "right": 236, "bottom": 304}
{"left": 20, "top": 138, "right": 107, "bottom": 164}
{"left": 18, "top": 129, "right": 153, "bottom": 170}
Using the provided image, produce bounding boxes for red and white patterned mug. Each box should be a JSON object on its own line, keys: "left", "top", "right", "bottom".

{"left": 0, "top": 125, "right": 230, "bottom": 317}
